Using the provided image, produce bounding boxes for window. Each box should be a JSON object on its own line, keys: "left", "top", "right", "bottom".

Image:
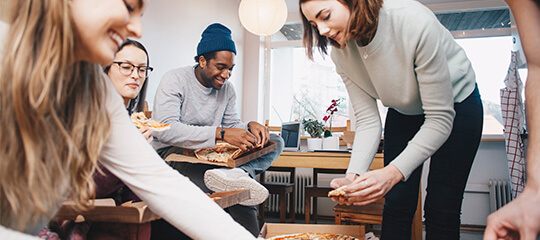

{"left": 268, "top": 46, "right": 349, "bottom": 130}
{"left": 264, "top": 7, "right": 517, "bottom": 136}
{"left": 455, "top": 36, "right": 527, "bottom": 136}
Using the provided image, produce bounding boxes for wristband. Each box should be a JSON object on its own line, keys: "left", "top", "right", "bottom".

{"left": 220, "top": 127, "right": 225, "bottom": 140}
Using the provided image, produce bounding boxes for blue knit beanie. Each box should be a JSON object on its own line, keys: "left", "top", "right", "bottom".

{"left": 197, "top": 23, "right": 237, "bottom": 56}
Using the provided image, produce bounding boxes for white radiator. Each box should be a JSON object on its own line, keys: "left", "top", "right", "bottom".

{"left": 489, "top": 179, "right": 514, "bottom": 212}
{"left": 264, "top": 172, "right": 312, "bottom": 215}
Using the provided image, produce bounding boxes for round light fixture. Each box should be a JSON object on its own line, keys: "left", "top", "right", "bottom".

{"left": 238, "top": 0, "right": 288, "bottom": 36}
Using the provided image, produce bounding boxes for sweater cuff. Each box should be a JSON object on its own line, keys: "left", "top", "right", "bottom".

{"left": 390, "top": 148, "right": 428, "bottom": 181}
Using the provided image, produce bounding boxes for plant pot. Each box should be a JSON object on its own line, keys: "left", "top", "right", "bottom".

{"left": 322, "top": 136, "right": 339, "bottom": 150}
{"left": 307, "top": 138, "right": 323, "bottom": 151}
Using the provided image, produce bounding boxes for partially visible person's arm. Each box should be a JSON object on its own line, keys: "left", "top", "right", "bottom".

{"left": 484, "top": 1, "right": 540, "bottom": 239}
{"left": 100, "top": 80, "right": 255, "bottom": 240}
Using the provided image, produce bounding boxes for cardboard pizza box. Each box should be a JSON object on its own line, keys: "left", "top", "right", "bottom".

{"left": 53, "top": 199, "right": 160, "bottom": 224}
{"left": 166, "top": 141, "right": 278, "bottom": 168}
{"left": 53, "top": 190, "right": 250, "bottom": 223}
{"left": 259, "top": 223, "right": 365, "bottom": 239}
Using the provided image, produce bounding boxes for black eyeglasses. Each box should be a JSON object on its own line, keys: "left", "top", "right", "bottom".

{"left": 112, "top": 62, "right": 154, "bottom": 78}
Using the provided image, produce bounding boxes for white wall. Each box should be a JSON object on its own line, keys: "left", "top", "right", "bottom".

{"left": 140, "top": 0, "right": 246, "bottom": 117}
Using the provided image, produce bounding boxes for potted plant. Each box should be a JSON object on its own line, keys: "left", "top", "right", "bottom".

{"left": 322, "top": 98, "right": 343, "bottom": 150}
{"left": 302, "top": 119, "right": 324, "bottom": 151}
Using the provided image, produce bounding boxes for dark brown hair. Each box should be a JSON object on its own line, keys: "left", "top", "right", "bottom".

{"left": 104, "top": 39, "right": 151, "bottom": 114}
{"left": 300, "top": 0, "right": 383, "bottom": 59}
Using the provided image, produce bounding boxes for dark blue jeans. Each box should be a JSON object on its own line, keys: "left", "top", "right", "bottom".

{"left": 381, "top": 86, "right": 483, "bottom": 240}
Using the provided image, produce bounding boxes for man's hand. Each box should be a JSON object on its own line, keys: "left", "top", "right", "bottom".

{"left": 247, "top": 121, "right": 270, "bottom": 148}
{"left": 219, "top": 128, "right": 257, "bottom": 151}
{"left": 484, "top": 186, "right": 540, "bottom": 240}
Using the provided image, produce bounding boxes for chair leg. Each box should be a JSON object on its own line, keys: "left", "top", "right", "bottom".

{"left": 279, "top": 193, "right": 286, "bottom": 223}
{"left": 335, "top": 211, "right": 342, "bottom": 225}
{"left": 288, "top": 192, "right": 295, "bottom": 223}
{"left": 411, "top": 193, "right": 422, "bottom": 240}
{"left": 305, "top": 195, "right": 311, "bottom": 224}
{"left": 258, "top": 200, "right": 266, "bottom": 229}
{"left": 312, "top": 197, "right": 318, "bottom": 224}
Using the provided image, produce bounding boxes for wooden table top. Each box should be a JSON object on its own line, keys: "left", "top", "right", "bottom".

{"left": 272, "top": 151, "right": 384, "bottom": 170}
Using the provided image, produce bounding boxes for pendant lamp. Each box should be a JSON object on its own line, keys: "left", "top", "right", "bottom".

{"left": 238, "top": 0, "right": 288, "bottom": 36}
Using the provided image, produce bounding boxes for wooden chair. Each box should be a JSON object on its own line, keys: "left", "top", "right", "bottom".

{"left": 304, "top": 168, "right": 346, "bottom": 224}
{"left": 303, "top": 120, "right": 352, "bottom": 224}
{"left": 143, "top": 101, "right": 152, "bottom": 118}
{"left": 257, "top": 121, "right": 299, "bottom": 226}
{"left": 258, "top": 167, "right": 296, "bottom": 226}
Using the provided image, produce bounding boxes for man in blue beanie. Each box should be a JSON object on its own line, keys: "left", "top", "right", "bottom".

{"left": 151, "top": 23, "right": 284, "bottom": 237}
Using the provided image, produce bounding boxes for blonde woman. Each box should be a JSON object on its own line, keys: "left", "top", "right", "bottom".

{"left": 300, "top": 0, "right": 483, "bottom": 239}
{"left": 0, "top": 0, "right": 254, "bottom": 239}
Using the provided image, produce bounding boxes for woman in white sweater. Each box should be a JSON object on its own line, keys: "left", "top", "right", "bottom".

{"left": 0, "top": 0, "right": 254, "bottom": 239}
{"left": 300, "top": 0, "right": 483, "bottom": 239}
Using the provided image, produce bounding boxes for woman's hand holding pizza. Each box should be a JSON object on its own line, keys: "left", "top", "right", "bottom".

{"left": 138, "top": 126, "right": 153, "bottom": 143}
{"left": 247, "top": 121, "right": 270, "bottom": 148}
{"left": 330, "top": 165, "right": 404, "bottom": 206}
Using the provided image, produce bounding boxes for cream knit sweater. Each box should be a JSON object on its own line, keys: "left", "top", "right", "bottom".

{"left": 331, "top": 0, "right": 476, "bottom": 180}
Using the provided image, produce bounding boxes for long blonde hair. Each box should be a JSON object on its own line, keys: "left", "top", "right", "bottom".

{"left": 0, "top": 0, "right": 111, "bottom": 230}
{"left": 300, "top": 0, "right": 383, "bottom": 59}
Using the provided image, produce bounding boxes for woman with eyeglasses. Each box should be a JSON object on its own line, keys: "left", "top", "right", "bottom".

{"left": 105, "top": 39, "right": 154, "bottom": 142}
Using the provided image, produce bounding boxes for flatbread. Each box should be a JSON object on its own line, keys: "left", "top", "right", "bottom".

{"left": 328, "top": 185, "right": 347, "bottom": 197}
{"left": 266, "top": 232, "right": 359, "bottom": 240}
{"left": 130, "top": 112, "right": 170, "bottom": 132}
{"left": 194, "top": 143, "right": 243, "bottom": 163}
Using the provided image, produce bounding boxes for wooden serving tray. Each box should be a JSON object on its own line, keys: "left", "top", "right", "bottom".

{"left": 53, "top": 190, "right": 250, "bottom": 223}
{"left": 166, "top": 141, "right": 277, "bottom": 168}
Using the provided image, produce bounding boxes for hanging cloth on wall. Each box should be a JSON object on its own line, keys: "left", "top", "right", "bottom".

{"left": 500, "top": 51, "right": 526, "bottom": 198}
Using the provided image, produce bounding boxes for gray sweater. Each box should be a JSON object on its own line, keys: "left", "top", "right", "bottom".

{"left": 152, "top": 66, "right": 248, "bottom": 150}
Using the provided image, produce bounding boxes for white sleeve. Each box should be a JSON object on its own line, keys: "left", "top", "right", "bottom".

{"left": 99, "top": 81, "right": 254, "bottom": 240}
{"left": 0, "top": 225, "right": 40, "bottom": 240}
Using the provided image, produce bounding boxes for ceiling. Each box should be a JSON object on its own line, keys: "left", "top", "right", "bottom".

{"left": 279, "top": 0, "right": 510, "bottom": 41}
{"left": 284, "top": 0, "right": 507, "bottom": 13}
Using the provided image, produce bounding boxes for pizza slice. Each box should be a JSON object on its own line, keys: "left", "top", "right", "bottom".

{"left": 130, "top": 112, "right": 170, "bottom": 132}
{"left": 146, "top": 119, "right": 170, "bottom": 132}
{"left": 328, "top": 185, "right": 347, "bottom": 197}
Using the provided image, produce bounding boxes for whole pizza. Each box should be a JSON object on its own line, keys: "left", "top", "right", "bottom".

{"left": 194, "top": 142, "right": 243, "bottom": 163}
{"left": 266, "top": 232, "right": 360, "bottom": 240}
